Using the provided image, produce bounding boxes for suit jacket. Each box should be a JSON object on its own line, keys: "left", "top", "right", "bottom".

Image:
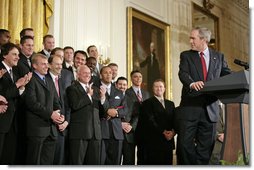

{"left": 38, "top": 50, "right": 47, "bottom": 56}
{"left": 0, "top": 62, "right": 20, "bottom": 133}
{"left": 25, "top": 72, "right": 60, "bottom": 137}
{"left": 66, "top": 81, "right": 101, "bottom": 140}
{"left": 99, "top": 83, "right": 127, "bottom": 140}
{"left": 124, "top": 87, "right": 150, "bottom": 143}
{"left": 59, "top": 69, "right": 74, "bottom": 123}
{"left": 178, "top": 49, "right": 231, "bottom": 122}
{"left": 139, "top": 96, "right": 175, "bottom": 148}
{"left": 45, "top": 70, "right": 73, "bottom": 136}
{"left": 16, "top": 53, "right": 33, "bottom": 77}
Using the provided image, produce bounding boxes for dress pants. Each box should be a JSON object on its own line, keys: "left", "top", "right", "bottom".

{"left": 26, "top": 135, "right": 57, "bottom": 165}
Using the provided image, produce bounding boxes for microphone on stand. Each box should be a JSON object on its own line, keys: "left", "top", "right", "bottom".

{"left": 234, "top": 59, "right": 249, "bottom": 70}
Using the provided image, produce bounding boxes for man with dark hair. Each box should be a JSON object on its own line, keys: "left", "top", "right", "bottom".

{"left": 108, "top": 63, "right": 118, "bottom": 84}
{"left": 99, "top": 66, "right": 127, "bottom": 165}
{"left": 177, "top": 27, "right": 231, "bottom": 165}
{"left": 63, "top": 46, "right": 74, "bottom": 72}
{"left": 72, "top": 50, "right": 87, "bottom": 80}
{"left": 19, "top": 28, "right": 34, "bottom": 39}
{"left": 0, "top": 43, "right": 31, "bottom": 164}
{"left": 39, "top": 34, "right": 55, "bottom": 58}
{"left": 0, "top": 29, "right": 11, "bottom": 52}
{"left": 16, "top": 36, "right": 34, "bottom": 76}
{"left": 87, "top": 45, "right": 102, "bottom": 77}
{"left": 125, "top": 70, "right": 150, "bottom": 165}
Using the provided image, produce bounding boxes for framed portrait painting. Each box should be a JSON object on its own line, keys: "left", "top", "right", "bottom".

{"left": 127, "top": 7, "right": 172, "bottom": 99}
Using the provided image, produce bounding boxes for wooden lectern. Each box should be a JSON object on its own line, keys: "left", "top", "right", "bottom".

{"left": 201, "top": 70, "right": 249, "bottom": 164}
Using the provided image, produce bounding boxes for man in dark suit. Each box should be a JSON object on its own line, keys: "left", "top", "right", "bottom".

{"left": 66, "top": 65, "right": 102, "bottom": 165}
{"left": 14, "top": 35, "right": 34, "bottom": 164}
{"left": 139, "top": 79, "right": 175, "bottom": 165}
{"left": 87, "top": 45, "right": 102, "bottom": 77}
{"left": 121, "top": 70, "right": 150, "bottom": 165}
{"left": 86, "top": 57, "right": 100, "bottom": 86}
{"left": 24, "top": 53, "right": 64, "bottom": 165}
{"left": 140, "top": 42, "right": 160, "bottom": 94}
{"left": 62, "top": 46, "right": 74, "bottom": 72}
{"left": 38, "top": 34, "right": 55, "bottom": 58}
{"left": 99, "top": 66, "right": 127, "bottom": 165}
{"left": 16, "top": 36, "right": 34, "bottom": 77}
{"left": 47, "top": 55, "right": 74, "bottom": 165}
{"left": 0, "top": 43, "right": 31, "bottom": 164}
{"left": 177, "top": 27, "right": 231, "bottom": 165}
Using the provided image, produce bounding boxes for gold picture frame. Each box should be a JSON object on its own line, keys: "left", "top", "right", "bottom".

{"left": 127, "top": 7, "right": 172, "bottom": 99}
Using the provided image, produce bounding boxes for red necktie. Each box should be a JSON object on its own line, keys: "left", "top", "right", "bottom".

{"left": 55, "top": 77, "right": 60, "bottom": 97}
{"left": 137, "top": 90, "right": 142, "bottom": 103}
{"left": 200, "top": 52, "right": 207, "bottom": 81}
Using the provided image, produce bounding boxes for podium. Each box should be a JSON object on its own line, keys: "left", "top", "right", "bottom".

{"left": 201, "top": 70, "right": 249, "bottom": 164}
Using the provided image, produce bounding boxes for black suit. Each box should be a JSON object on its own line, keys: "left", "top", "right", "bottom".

{"left": 66, "top": 81, "right": 101, "bottom": 164}
{"left": 38, "top": 50, "right": 49, "bottom": 57}
{"left": 0, "top": 62, "right": 21, "bottom": 164}
{"left": 138, "top": 96, "right": 175, "bottom": 165}
{"left": 176, "top": 49, "right": 231, "bottom": 165}
{"left": 47, "top": 69, "right": 74, "bottom": 165}
{"left": 140, "top": 53, "right": 160, "bottom": 94}
{"left": 24, "top": 72, "right": 61, "bottom": 165}
{"left": 16, "top": 53, "right": 33, "bottom": 77}
{"left": 122, "top": 87, "right": 149, "bottom": 165}
{"left": 14, "top": 53, "right": 33, "bottom": 164}
{"left": 99, "top": 84, "right": 127, "bottom": 165}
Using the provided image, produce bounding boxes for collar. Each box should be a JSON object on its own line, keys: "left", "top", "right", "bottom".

{"left": 154, "top": 95, "right": 164, "bottom": 101}
{"left": 79, "top": 81, "right": 89, "bottom": 91}
{"left": 132, "top": 86, "right": 141, "bottom": 93}
{"left": 101, "top": 82, "right": 111, "bottom": 89}
{"left": 49, "top": 71, "right": 58, "bottom": 81}
{"left": 65, "top": 61, "right": 73, "bottom": 68}
{"left": 43, "top": 49, "right": 51, "bottom": 57}
{"left": 34, "top": 71, "right": 45, "bottom": 80}
{"left": 2, "top": 61, "right": 11, "bottom": 72}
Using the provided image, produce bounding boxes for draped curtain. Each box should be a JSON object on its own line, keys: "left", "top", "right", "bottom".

{"left": 0, "top": 0, "right": 53, "bottom": 51}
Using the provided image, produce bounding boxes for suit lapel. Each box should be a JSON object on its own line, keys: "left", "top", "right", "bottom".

{"left": 207, "top": 49, "right": 217, "bottom": 81}
{"left": 34, "top": 73, "right": 49, "bottom": 90}
{"left": 0, "top": 63, "right": 13, "bottom": 82}
{"left": 191, "top": 51, "right": 204, "bottom": 81}
{"left": 76, "top": 81, "right": 88, "bottom": 97}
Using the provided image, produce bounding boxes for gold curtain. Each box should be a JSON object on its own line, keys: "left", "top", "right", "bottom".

{"left": 0, "top": 0, "right": 54, "bottom": 51}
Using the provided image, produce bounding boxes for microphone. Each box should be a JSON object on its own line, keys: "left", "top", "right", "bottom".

{"left": 234, "top": 59, "right": 249, "bottom": 69}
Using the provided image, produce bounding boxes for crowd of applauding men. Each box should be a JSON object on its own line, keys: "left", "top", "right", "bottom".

{"left": 0, "top": 27, "right": 231, "bottom": 165}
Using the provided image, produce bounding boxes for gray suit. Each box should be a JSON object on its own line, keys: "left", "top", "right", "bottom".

{"left": 99, "top": 84, "right": 127, "bottom": 165}
{"left": 176, "top": 48, "right": 231, "bottom": 165}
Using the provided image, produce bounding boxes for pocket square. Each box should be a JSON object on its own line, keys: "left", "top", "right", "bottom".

{"left": 115, "top": 96, "right": 120, "bottom": 99}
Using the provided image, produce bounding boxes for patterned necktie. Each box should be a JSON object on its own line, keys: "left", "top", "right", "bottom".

{"left": 54, "top": 77, "right": 60, "bottom": 97}
{"left": 42, "top": 77, "right": 46, "bottom": 85}
{"left": 27, "top": 58, "right": 31, "bottom": 68}
{"left": 137, "top": 90, "right": 142, "bottom": 103}
{"left": 200, "top": 52, "right": 207, "bottom": 81}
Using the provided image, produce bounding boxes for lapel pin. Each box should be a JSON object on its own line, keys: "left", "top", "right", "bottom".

{"left": 214, "top": 57, "right": 216, "bottom": 60}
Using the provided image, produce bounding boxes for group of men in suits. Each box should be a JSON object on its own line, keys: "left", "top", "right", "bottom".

{"left": 0, "top": 26, "right": 232, "bottom": 165}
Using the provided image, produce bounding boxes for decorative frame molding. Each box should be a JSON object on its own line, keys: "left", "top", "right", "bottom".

{"left": 127, "top": 7, "right": 172, "bottom": 99}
